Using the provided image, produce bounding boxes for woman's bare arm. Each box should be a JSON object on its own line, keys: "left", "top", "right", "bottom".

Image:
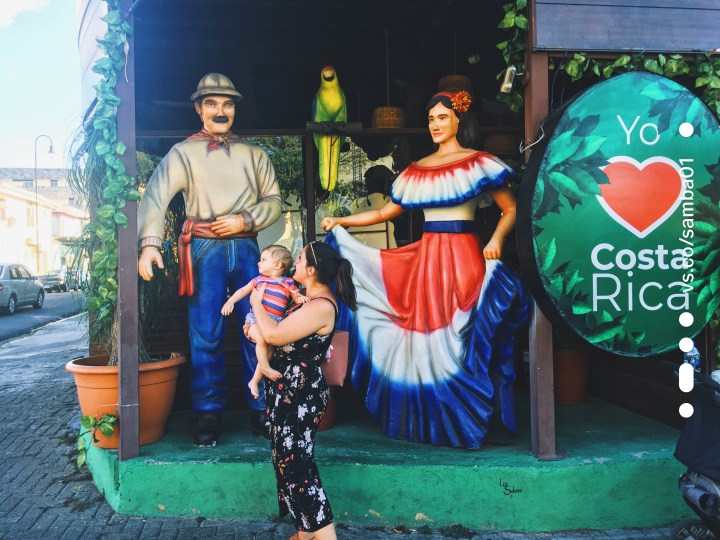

{"left": 250, "top": 286, "right": 335, "bottom": 346}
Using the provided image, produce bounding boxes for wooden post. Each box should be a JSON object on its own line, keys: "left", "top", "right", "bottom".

{"left": 116, "top": 0, "right": 140, "bottom": 461}
{"left": 304, "top": 134, "right": 316, "bottom": 242}
{"left": 524, "top": 51, "right": 558, "bottom": 460}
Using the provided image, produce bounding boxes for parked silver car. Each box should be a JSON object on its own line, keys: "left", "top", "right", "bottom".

{"left": 0, "top": 263, "right": 45, "bottom": 315}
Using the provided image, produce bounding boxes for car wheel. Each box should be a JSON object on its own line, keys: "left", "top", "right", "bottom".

{"left": 33, "top": 290, "right": 44, "bottom": 309}
{"left": 61, "top": 284, "right": 68, "bottom": 292}
{"left": 6, "top": 295, "right": 16, "bottom": 315}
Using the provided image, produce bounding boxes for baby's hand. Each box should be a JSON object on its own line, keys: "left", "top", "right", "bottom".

{"left": 295, "top": 294, "right": 310, "bottom": 304}
{"left": 221, "top": 301, "right": 234, "bottom": 316}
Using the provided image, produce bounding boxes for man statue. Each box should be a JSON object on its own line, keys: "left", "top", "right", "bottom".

{"left": 137, "top": 73, "right": 281, "bottom": 446}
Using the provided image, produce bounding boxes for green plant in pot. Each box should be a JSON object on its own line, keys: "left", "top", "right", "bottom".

{"left": 65, "top": 0, "right": 185, "bottom": 451}
{"left": 553, "top": 326, "right": 590, "bottom": 406}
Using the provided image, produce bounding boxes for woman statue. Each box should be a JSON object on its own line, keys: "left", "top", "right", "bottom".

{"left": 249, "top": 241, "right": 357, "bottom": 540}
{"left": 321, "top": 91, "right": 528, "bottom": 449}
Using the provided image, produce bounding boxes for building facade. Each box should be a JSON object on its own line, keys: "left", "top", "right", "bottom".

{"left": 0, "top": 168, "right": 86, "bottom": 275}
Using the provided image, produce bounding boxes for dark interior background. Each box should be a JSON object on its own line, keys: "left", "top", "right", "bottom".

{"left": 132, "top": 0, "right": 512, "bottom": 132}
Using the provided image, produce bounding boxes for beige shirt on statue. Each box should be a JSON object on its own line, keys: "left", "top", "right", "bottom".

{"left": 138, "top": 139, "right": 282, "bottom": 249}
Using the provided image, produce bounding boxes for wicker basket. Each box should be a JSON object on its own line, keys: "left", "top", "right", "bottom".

{"left": 372, "top": 106, "right": 405, "bottom": 128}
{"left": 437, "top": 74, "right": 473, "bottom": 95}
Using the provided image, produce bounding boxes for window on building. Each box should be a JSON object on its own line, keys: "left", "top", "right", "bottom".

{"left": 24, "top": 180, "right": 33, "bottom": 188}
{"left": 51, "top": 179, "right": 58, "bottom": 187}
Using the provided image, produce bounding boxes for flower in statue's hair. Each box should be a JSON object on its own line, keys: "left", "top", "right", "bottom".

{"left": 451, "top": 91, "right": 472, "bottom": 113}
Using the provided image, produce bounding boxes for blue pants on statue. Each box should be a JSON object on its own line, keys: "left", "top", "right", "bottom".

{"left": 188, "top": 236, "right": 265, "bottom": 413}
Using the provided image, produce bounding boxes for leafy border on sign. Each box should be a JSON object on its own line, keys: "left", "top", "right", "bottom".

{"left": 496, "top": 1, "right": 720, "bottom": 116}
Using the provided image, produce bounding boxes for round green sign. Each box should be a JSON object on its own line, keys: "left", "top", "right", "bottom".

{"left": 518, "top": 72, "right": 720, "bottom": 357}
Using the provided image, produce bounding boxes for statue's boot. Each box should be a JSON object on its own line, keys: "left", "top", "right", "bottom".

{"left": 250, "top": 410, "right": 270, "bottom": 439}
{"left": 194, "top": 412, "right": 222, "bottom": 446}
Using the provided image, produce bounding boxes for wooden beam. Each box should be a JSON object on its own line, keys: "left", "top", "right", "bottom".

{"left": 304, "top": 134, "right": 316, "bottom": 243}
{"left": 117, "top": 0, "right": 140, "bottom": 461}
{"left": 524, "top": 51, "right": 558, "bottom": 460}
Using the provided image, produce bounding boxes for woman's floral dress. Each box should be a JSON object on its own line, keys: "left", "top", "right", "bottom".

{"left": 266, "top": 298, "right": 336, "bottom": 533}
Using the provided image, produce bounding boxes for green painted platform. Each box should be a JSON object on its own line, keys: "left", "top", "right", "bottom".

{"left": 85, "top": 395, "right": 692, "bottom": 533}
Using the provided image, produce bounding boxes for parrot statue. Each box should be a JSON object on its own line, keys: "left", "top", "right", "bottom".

{"left": 312, "top": 65, "right": 346, "bottom": 191}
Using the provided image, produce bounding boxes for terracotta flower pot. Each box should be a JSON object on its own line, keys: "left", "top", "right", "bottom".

{"left": 65, "top": 354, "right": 186, "bottom": 448}
{"left": 553, "top": 348, "right": 589, "bottom": 406}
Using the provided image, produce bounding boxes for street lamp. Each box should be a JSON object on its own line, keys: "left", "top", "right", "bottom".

{"left": 34, "top": 134, "right": 54, "bottom": 275}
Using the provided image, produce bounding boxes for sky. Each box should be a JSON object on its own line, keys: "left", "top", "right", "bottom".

{"left": 0, "top": 0, "right": 82, "bottom": 169}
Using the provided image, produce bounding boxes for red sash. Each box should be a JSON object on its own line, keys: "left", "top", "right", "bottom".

{"left": 177, "top": 219, "right": 257, "bottom": 297}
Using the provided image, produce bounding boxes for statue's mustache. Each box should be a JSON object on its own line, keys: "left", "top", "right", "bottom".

{"left": 212, "top": 116, "right": 229, "bottom": 123}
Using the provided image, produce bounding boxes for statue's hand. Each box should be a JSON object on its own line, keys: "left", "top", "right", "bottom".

{"left": 138, "top": 247, "right": 164, "bottom": 280}
{"left": 321, "top": 216, "right": 341, "bottom": 231}
{"left": 211, "top": 214, "right": 247, "bottom": 236}
{"left": 483, "top": 238, "right": 502, "bottom": 260}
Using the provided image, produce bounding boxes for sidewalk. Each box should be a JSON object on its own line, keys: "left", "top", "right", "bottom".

{"left": 0, "top": 316, "right": 673, "bottom": 539}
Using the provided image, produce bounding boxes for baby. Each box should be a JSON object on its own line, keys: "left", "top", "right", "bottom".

{"left": 221, "top": 245, "right": 308, "bottom": 398}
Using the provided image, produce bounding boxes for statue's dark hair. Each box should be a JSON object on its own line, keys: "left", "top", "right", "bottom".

{"left": 305, "top": 242, "right": 357, "bottom": 311}
{"left": 425, "top": 93, "right": 480, "bottom": 150}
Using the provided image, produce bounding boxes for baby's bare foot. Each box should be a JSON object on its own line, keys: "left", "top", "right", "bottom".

{"left": 261, "top": 366, "right": 282, "bottom": 381}
{"left": 248, "top": 380, "right": 260, "bottom": 399}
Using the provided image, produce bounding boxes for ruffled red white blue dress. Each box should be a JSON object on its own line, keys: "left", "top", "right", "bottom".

{"left": 327, "top": 151, "right": 528, "bottom": 449}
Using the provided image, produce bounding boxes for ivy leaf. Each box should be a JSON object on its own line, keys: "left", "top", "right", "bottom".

{"left": 95, "top": 140, "right": 112, "bottom": 156}
{"left": 114, "top": 212, "right": 128, "bottom": 226}
{"left": 97, "top": 205, "right": 115, "bottom": 219}
{"left": 498, "top": 12, "right": 516, "bottom": 29}
{"left": 80, "top": 416, "right": 96, "bottom": 430}
{"left": 99, "top": 423, "right": 115, "bottom": 437}
{"left": 565, "top": 60, "right": 580, "bottom": 80}
{"left": 643, "top": 59, "right": 662, "bottom": 75}
{"left": 514, "top": 14, "right": 528, "bottom": 30}
{"left": 101, "top": 11, "right": 122, "bottom": 25}
{"left": 613, "top": 55, "right": 631, "bottom": 68}
{"left": 516, "top": 0, "right": 527, "bottom": 9}
{"left": 76, "top": 453, "right": 86, "bottom": 469}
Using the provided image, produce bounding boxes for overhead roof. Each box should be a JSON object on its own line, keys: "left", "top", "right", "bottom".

{"left": 126, "top": 0, "right": 506, "bottom": 132}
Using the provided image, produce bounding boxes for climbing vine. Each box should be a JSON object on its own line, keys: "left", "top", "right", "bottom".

{"left": 70, "top": 0, "right": 139, "bottom": 362}
{"left": 496, "top": 0, "right": 720, "bottom": 115}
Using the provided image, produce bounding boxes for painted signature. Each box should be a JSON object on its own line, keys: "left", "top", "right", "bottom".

{"left": 499, "top": 478, "right": 523, "bottom": 495}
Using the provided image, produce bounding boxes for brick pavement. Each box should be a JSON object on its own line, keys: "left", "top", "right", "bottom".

{"left": 0, "top": 316, "right": 674, "bottom": 539}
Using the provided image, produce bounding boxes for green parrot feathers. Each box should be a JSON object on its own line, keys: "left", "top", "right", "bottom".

{"left": 312, "top": 66, "right": 346, "bottom": 191}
